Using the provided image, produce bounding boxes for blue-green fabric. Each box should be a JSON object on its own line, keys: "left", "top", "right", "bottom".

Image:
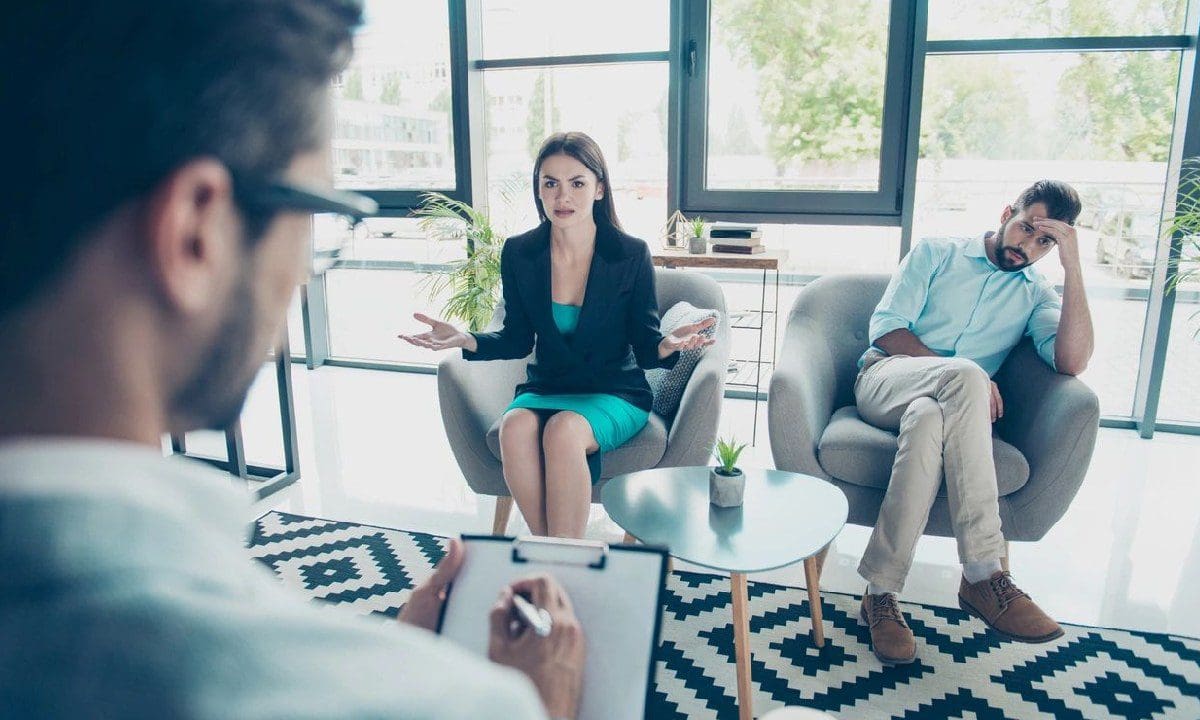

{"left": 550, "top": 302, "right": 581, "bottom": 335}
{"left": 505, "top": 303, "right": 650, "bottom": 481}
{"left": 508, "top": 392, "right": 650, "bottom": 454}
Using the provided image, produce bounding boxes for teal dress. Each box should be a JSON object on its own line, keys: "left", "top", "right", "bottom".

{"left": 506, "top": 302, "right": 650, "bottom": 481}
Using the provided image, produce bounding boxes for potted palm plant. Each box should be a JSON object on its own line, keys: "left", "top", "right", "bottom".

{"left": 710, "top": 436, "right": 748, "bottom": 507}
{"left": 412, "top": 180, "right": 520, "bottom": 332}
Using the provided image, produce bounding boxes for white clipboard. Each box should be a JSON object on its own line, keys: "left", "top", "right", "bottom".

{"left": 437, "top": 534, "right": 668, "bottom": 720}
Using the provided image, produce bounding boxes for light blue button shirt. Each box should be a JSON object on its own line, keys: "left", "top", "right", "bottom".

{"left": 862, "top": 235, "right": 1062, "bottom": 376}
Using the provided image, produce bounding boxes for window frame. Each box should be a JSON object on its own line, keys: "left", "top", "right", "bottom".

{"left": 298, "top": 0, "right": 1200, "bottom": 437}
{"left": 675, "top": 0, "right": 916, "bottom": 224}
{"left": 904, "top": 3, "right": 1200, "bottom": 435}
{"left": 332, "top": 0, "right": 475, "bottom": 215}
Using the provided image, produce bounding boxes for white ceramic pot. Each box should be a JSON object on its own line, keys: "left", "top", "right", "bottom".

{"left": 709, "top": 467, "right": 745, "bottom": 507}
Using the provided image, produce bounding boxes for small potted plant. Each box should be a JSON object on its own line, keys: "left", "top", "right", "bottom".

{"left": 710, "top": 436, "right": 748, "bottom": 507}
{"left": 687, "top": 216, "right": 708, "bottom": 254}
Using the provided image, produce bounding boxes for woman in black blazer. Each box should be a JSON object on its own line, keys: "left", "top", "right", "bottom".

{"left": 402, "top": 132, "right": 714, "bottom": 538}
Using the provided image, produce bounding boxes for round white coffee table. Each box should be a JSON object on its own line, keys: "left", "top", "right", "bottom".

{"left": 602, "top": 466, "right": 848, "bottom": 720}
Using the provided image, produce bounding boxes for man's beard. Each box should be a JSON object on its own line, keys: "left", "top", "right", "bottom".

{"left": 169, "top": 269, "right": 264, "bottom": 431}
{"left": 993, "top": 220, "right": 1030, "bottom": 272}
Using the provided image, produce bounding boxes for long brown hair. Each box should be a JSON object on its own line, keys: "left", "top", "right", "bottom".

{"left": 532, "top": 131, "right": 623, "bottom": 231}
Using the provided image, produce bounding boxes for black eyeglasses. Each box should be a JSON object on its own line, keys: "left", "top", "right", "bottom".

{"left": 234, "top": 176, "right": 379, "bottom": 275}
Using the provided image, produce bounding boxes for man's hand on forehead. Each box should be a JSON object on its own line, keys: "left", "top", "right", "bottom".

{"left": 1032, "top": 217, "right": 1075, "bottom": 243}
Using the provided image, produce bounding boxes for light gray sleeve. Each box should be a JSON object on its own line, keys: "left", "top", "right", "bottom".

{"left": 5, "top": 566, "right": 548, "bottom": 720}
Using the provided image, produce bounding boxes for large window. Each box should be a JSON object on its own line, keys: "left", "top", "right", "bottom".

{"left": 322, "top": 217, "right": 465, "bottom": 365}
{"left": 290, "top": 0, "right": 1200, "bottom": 434}
{"left": 332, "top": 1, "right": 456, "bottom": 193}
{"left": 480, "top": 0, "right": 669, "bottom": 59}
{"left": 482, "top": 64, "right": 669, "bottom": 242}
{"left": 927, "top": 0, "right": 1188, "bottom": 41}
{"left": 914, "top": 49, "right": 1184, "bottom": 416}
{"left": 706, "top": 0, "right": 890, "bottom": 193}
{"left": 681, "top": 0, "right": 913, "bottom": 219}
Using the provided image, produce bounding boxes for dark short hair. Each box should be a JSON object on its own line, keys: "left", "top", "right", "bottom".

{"left": 1012, "top": 180, "right": 1083, "bottom": 226}
{"left": 532, "top": 132, "right": 624, "bottom": 232}
{"left": 0, "top": 0, "right": 362, "bottom": 317}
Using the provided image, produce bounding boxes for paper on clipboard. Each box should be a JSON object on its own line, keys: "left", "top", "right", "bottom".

{"left": 437, "top": 535, "right": 668, "bottom": 720}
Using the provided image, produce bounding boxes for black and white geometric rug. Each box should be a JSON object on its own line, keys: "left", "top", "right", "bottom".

{"left": 249, "top": 511, "right": 1200, "bottom": 719}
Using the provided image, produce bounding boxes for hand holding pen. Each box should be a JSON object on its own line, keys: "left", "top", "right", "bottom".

{"left": 511, "top": 593, "right": 553, "bottom": 637}
{"left": 488, "top": 574, "right": 586, "bottom": 720}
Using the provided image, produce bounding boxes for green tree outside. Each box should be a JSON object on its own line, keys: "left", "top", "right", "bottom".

{"left": 380, "top": 73, "right": 403, "bottom": 106}
{"left": 342, "top": 69, "right": 363, "bottom": 101}
{"left": 717, "top": 0, "right": 1181, "bottom": 167}
{"left": 526, "top": 72, "right": 561, "bottom": 159}
{"left": 717, "top": 0, "right": 889, "bottom": 172}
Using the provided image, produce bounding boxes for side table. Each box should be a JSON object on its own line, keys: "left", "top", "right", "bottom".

{"left": 652, "top": 248, "right": 787, "bottom": 444}
{"left": 602, "top": 466, "right": 847, "bottom": 720}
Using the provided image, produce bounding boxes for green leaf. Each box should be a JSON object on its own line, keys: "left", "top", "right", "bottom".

{"left": 415, "top": 188, "right": 519, "bottom": 332}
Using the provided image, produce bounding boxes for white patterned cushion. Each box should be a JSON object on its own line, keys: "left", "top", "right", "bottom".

{"left": 646, "top": 301, "right": 720, "bottom": 423}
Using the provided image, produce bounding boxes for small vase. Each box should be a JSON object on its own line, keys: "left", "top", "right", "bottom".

{"left": 709, "top": 467, "right": 745, "bottom": 507}
{"left": 688, "top": 235, "right": 707, "bottom": 254}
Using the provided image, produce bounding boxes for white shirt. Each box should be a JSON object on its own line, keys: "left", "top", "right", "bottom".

{"left": 0, "top": 438, "right": 546, "bottom": 719}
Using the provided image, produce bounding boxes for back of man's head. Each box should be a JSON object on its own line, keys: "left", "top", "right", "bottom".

{"left": 0, "top": 0, "right": 362, "bottom": 320}
{"left": 1012, "top": 180, "right": 1082, "bottom": 226}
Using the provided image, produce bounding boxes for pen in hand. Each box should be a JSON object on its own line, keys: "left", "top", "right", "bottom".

{"left": 511, "top": 593, "right": 553, "bottom": 637}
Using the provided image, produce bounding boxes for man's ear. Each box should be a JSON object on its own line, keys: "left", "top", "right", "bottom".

{"left": 1000, "top": 204, "right": 1015, "bottom": 224}
{"left": 141, "top": 158, "right": 237, "bottom": 315}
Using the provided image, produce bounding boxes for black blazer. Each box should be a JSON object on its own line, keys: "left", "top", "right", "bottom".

{"left": 464, "top": 221, "right": 678, "bottom": 412}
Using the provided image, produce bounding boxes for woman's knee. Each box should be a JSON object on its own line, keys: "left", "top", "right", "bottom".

{"left": 542, "top": 412, "right": 593, "bottom": 454}
{"left": 499, "top": 409, "right": 541, "bottom": 449}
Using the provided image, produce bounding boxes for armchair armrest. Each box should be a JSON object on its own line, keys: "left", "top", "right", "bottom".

{"left": 768, "top": 315, "right": 839, "bottom": 479}
{"left": 995, "top": 341, "right": 1100, "bottom": 539}
{"left": 437, "top": 353, "right": 528, "bottom": 497}
{"left": 659, "top": 317, "right": 731, "bottom": 468}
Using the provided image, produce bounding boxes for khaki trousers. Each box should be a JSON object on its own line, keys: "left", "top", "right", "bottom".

{"left": 853, "top": 354, "right": 1007, "bottom": 593}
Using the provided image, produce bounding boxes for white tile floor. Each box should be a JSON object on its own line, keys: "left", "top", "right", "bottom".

{"left": 209, "top": 362, "right": 1200, "bottom": 639}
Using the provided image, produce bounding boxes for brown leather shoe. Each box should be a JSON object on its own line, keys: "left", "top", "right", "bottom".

{"left": 958, "top": 571, "right": 1064, "bottom": 643}
{"left": 859, "top": 591, "right": 917, "bottom": 664}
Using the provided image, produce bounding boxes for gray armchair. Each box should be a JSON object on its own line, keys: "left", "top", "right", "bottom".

{"left": 438, "top": 268, "right": 732, "bottom": 534}
{"left": 768, "top": 273, "right": 1099, "bottom": 546}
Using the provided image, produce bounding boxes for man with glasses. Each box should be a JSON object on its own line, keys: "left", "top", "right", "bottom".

{"left": 0, "top": 2, "right": 583, "bottom": 718}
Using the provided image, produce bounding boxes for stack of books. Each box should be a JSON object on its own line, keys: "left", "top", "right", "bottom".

{"left": 709, "top": 223, "right": 764, "bottom": 254}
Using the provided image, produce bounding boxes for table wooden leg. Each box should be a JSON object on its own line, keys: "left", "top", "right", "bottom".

{"left": 730, "top": 572, "right": 753, "bottom": 720}
{"left": 804, "top": 556, "right": 825, "bottom": 647}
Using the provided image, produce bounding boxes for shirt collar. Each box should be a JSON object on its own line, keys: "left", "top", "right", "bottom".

{"left": 968, "top": 233, "right": 1037, "bottom": 281}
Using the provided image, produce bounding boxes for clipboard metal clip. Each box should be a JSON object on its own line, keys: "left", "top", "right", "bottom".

{"left": 511, "top": 535, "right": 608, "bottom": 570}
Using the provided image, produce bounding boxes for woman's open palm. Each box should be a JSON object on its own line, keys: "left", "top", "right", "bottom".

{"left": 398, "top": 313, "right": 471, "bottom": 351}
{"left": 658, "top": 316, "right": 717, "bottom": 358}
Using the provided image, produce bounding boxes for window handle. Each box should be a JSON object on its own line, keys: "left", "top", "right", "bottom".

{"left": 687, "top": 39, "right": 697, "bottom": 77}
